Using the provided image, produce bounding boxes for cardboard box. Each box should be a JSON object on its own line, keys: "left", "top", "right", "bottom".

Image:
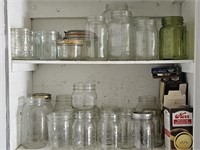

{"left": 164, "top": 105, "right": 193, "bottom": 150}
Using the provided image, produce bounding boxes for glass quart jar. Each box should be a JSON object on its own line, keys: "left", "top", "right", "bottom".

{"left": 72, "top": 82, "right": 97, "bottom": 110}
{"left": 11, "top": 28, "right": 37, "bottom": 60}
{"left": 21, "top": 97, "right": 51, "bottom": 149}
{"left": 54, "top": 94, "right": 73, "bottom": 112}
{"left": 108, "top": 10, "right": 134, "bottom": 60}
{"left": 133, "top": 17, "right": 159, "bottom": 60}
{"left": 72, "top": 109, "right": 96, "bottom": 150}
{"left": 47, "top": 112, "right": 73, "bottom": 150}
{"left": 83, "top": 16, "right": 108, "bottom": 60}
{"left": 35, "top": 31, "right": 59, "bottom": 60}
{"left": 135, "top": 95, "right": 160, "bottom": 112}
{"left": 98, "top": 106, "right": 121, "bottom": 150}
{"left": 132, "top": 112, "right": 154, "bottom": 150}
{"left": 159, "top": 16, "right": 186, "bottom": 59}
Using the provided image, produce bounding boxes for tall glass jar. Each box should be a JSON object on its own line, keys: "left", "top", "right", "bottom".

{"left": 11, "top": 28, "right": 37, "bottom": 60}
{"left": 98, "top": 106, "right": 121, "bottom": 150}
{"left": 72, "top": 109, "right": 96, "bottom": 150}
{"left": 133, "top": 17, "right": 159, "bottom": 60}
{"left": 72, "top": 82, "right": 97, "bottom": 110}
{"left": 108, "top": 10, "right": 134, "bottom": 60}
{"left": 47, "top": 112, "right": 73, "bottom": 150}
{"left": 132, "top": 112, "right": 154, "bottom": 150}
{"left": 35, "top": 31, "right": 59, "bottom": 60}
{"left": 159, "top": 16, "right": 186, "bottom": 59}
{"left": 54, "top": 94, "right": 73, "bottom": 112}
{"left": 21, "top": 97, "right": 51, "bottom": 149}
{"left": 83, "top": 16, "right": 108, "bottom": 60}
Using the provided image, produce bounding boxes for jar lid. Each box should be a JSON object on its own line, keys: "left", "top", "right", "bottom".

{"left": 63, "top": 30, "right": 96, "bottom": 39}
{"left": 132, "top": 112, "right": 153, "bottom": 120}
{"left": 33, "top": 93, "right": 51, "bottom": 100}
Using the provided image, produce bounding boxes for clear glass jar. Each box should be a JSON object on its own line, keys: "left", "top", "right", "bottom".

{"left": 159, "top": 16, "right": 186, "bottom": 59}
{"left": 143, "top": 108, "right": 163, "bottom": 147}
{"left": 11, "top": 28, "right": 37, "bottom": 60}
{"left": 135, "top": 95, "right": 160, "bottom": 112}
{"left": 72, "top": 82, "right": 97, "bottom": 110}
{"left": 133, "top": 17, "right": 159, "bottom": 60}
{"left": 21, "top": 97, "right": 51, "bottom": 149}
{"left": 108, "top": 10, "right": 134, "bottom": 60}
{"left": 72, "top": 109, "right": 96, "bottom": 150}
{"left": 102, "top": 2, "right": 129, "bottom": 23}
{"left": 83, "top": 16, "right": 108, "bottom": 60}
{"left": 47, "top": 112, "right": 73, "bottom": 150}
{"left": 98, "top": 106, "right": 121, "bottom": 149}
{"left": 54, "top": 94, "right": 73, "bottom": 112}
{"left": 35, "top": 31, "right": 59, "bottom": 60}
{"left": 120, "top": 107, "right": 134, "bottom": 149}
{"left": 132, "top": 112, "right": 154, "bottom": 150}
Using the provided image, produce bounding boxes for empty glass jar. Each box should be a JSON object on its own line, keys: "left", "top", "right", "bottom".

{"left": 108, "top": 10, "right": 134, "bottom": 60}
{"left": 72, "top": 109, "right": 96, "bottom": 150}
{"left": 21, "top": 97, "right": 51, "bottom": 149}
{"left": 133, "top": 17, "right": 159, "bottom": 60}
{"left": 47, "top": 112, "right": 73, "bottom": 150}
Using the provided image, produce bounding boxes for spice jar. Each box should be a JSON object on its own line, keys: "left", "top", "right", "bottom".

{"left": 21, "top": 97, "right": 51, "bottom": 149}
{"left": 159, "top": 16, "right": 186, "bottom": 59}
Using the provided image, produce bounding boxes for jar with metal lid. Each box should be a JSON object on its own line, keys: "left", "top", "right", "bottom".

{"left": 98, "top": 106, "right": 121, "bottom": 149}
{"left": 32, "top": 93, "right": 53, "bottom": 113}
{"left": 133, "top": 17, "right": 159, "bottom": 60}
{"left": 47, "top": 112, "right": 73, "bottom": 150}
{"left": 72, "top": 109, "right": 96, "bottom": 150}
{"left": 21, "top": 97, "right": 51, "bottom": 149}
{"left": 54, "top": 94, "right": 73, "bottom": 112}
{"left": 108, "top": 10, "right": 134, "bottom": 60}
{"left": 132, "top": 112, "right": 154, "bottom": 150}
{"left": 11, "top": 28, "right": 37, "bottom": 60}
{"left": 35, "top": 31, "right": 59, "bottom": 60}
{"left": 159, "top": 16, "right": 186, "bottom": 59}
{"left": 72, "top": 82, "right": 97, "bottom": 110}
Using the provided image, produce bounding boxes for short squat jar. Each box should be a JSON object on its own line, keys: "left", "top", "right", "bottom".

{"left": 159, "top": 16, "right": 186, "bottom": 59}
{"left": 72, "top": 82, "right": 97, "bottom": 110}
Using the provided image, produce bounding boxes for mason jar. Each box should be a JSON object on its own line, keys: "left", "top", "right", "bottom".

{"left": 21, "top": 97, "right": 51, "bottom": 149}
{"left": 72, "top": 82, "right": 97, "bottom": 110}
{"left": 132, "top": 112, "right": 154, "bottom": 150}
{"left": 72, "top": 109, "right": 96, "bottom": 150}
{"left": 47, "top": 112, "right": 73, "bottom": 150}
{"left": 159, "top": 16, "right": 186, "bottom": 59}
{"left": 54, "top": 94, "right": 73, "bottom": 112}
{"left": 98, "top": 106, "right": 121, "bottom": 150}
{"left": 108, "top": 10, "right": 134, "bottom": 60}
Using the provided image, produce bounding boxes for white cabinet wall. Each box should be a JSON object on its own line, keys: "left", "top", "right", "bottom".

{"left": 4, "top": 0, "right": 200, "bottom": 149}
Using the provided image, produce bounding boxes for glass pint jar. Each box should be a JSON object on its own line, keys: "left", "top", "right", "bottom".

{"left": 98, "top": 106, "right": 121, "bottom": 149}
{"left": 72, "top": 82, "right": 97, "bottom": 110}
{"left": 133, "top": 17, "right": 159, "bottom": 60}
{"left": 47, "top": 112, "right": 73, "bottom": 150}
{"left": 54, "top": 94, "right": 73, "bottom": 112}
{"left": 132, "top": 112, "right": 154, "bottom": 150}
{"left": 35, "top": 31, "right": 59, "bottom": 60}
{"left": 72, "top": 109, "right": 96, "bottom": 150}
{"left": 159, "top": 16, "right": 186, "bottom": 59}
{"left": 21, "top": 97, "right": 50, "bottom": 149}
{"left": 108, "top": 10, "right": 134, "bottom": 60}
{"left": 11, "top": 28, "right": 37, "bottom": 60}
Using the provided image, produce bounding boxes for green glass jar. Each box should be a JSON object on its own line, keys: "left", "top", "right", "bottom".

{"left": 159, "top": 16, "right": 186, "bottom": 59}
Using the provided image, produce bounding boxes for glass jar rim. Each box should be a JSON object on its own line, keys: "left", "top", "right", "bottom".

{"left": 47, "top": 112, "right": 73, "bottom": 121}
{"left": 56, "top": 94, "right": 72, "bottom": 102}
{"left": 73, "top": 82, "right": 96, "bottom": 90}
{"left": 132, "top": 112, "right": 153, "bottom": 120}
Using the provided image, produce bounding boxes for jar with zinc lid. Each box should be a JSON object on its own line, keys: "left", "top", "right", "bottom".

{"left": 159, "top": 16, "right": 186, "bottom": 59}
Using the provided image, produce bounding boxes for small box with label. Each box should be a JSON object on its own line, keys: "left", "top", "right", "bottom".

{"left": 164, "top": 105, "right": 193, "bottom": 150}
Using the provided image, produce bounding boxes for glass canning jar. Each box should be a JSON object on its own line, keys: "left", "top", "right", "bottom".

{"left": 72, "top": 82, "right": 97, "bottom": 110}
{"left": 54, "top": 94, "right": 73, "bottom": 112}
{"left": 133, "top": 17, "right": 159, "bottom": 60}
{"left": 108, "top": 10, "right": 134, "bottom": 60}
{"left": 132, "top": 112, "right": 154, "bottom": 150}
{"left": 47, "top": 112, "right": 73, "bottom": 150}
{"left": 98, "top": 106, "right": 121, "bottom": 150}
{"left": 159, "top": 16, "right": 186, "bottom": 59}
{"left": 21, "top": 97, "right": 51, "bottom": 149}
{"left": 72, "top": 109, "right": 96, "bottom": 150}
{"left": 11, "top": 28, "right": 37, "bottom": 60}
